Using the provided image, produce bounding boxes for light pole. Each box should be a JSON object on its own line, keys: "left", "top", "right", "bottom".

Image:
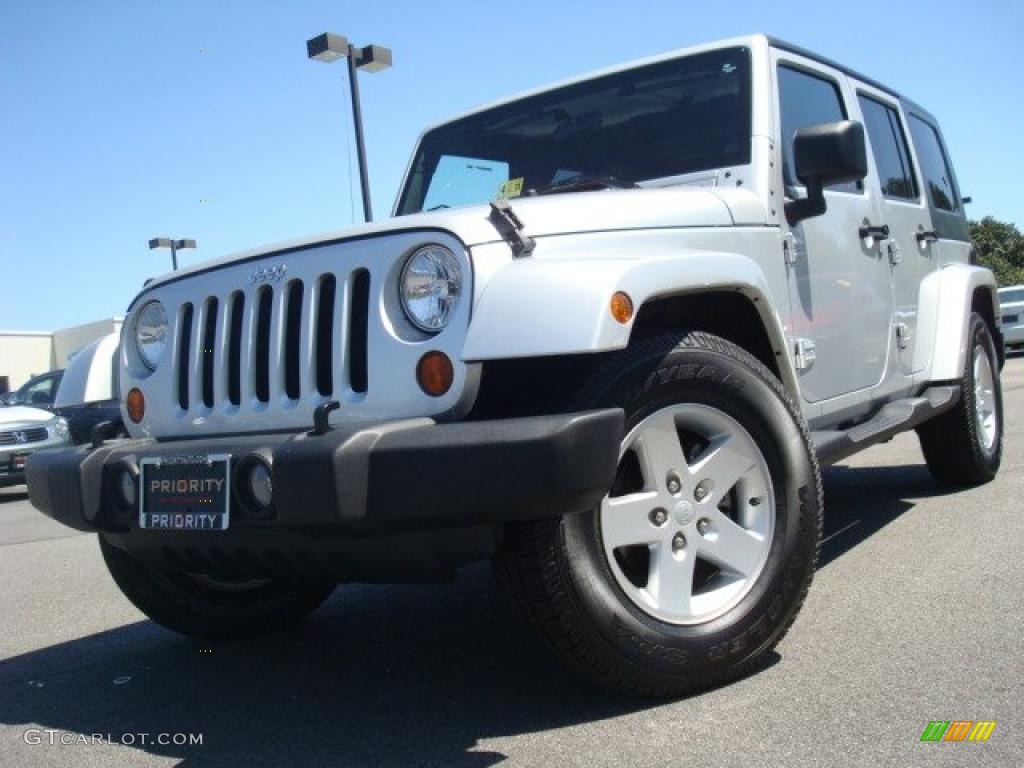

{"left": 307, "top": 32, "right": 392, "bottom": 222}
{"left": 148, "top": 237, "right": 196, "bottom": 271}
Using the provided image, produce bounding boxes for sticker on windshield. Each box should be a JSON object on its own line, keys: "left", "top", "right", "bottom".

{"left": 498, "top": 178, "right": 524, "bottom": 199}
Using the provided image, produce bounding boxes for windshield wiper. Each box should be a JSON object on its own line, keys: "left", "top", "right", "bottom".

{"left": 525, "top": 175, "right": 638, "bottom": 196}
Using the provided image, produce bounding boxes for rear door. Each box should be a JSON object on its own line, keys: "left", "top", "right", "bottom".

{"left": 854, "top": 84, "right": 934, "bottom": 374}
{"left": 772, "top": 51, "right": 891, "bottom": 403}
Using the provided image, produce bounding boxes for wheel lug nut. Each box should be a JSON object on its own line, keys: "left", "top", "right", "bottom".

{"left": 671, "top": 532, "right": 686, "bottom": 552}
{"left": 697, "top": 518, "right": 710, "bottom": 536}
{"left": 694, "top": 479, "right": 713, "bottom": 502}
{"left": 666, "top": 472, "right": 682, "bottom": 495}
{"left": 649, "top": 508, "right": 668, "bottom": 526}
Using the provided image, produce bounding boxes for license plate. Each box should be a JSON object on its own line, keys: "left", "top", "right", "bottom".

{"left": 139, "top": 454, "right": 231, "bottom": 531}
{"left": 12, "top": 453, "right": 29, "bottom": 470}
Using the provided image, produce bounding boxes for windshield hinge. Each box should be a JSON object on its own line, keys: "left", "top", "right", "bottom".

{"left": 488, "top": 200, "right": 535, "bottom": 258}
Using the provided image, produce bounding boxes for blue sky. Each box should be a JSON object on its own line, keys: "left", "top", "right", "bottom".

{"left": 2, "top": 0, "right": 1021, "bottom": 331}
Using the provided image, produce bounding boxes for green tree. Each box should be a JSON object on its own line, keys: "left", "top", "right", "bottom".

{"left": 970, "top": 216, "right": 1024, "bottom": 286}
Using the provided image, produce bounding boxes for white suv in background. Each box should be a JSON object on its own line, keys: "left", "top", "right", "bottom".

{"left": 999, "top": 286, "right": 1024, "bottom": 350}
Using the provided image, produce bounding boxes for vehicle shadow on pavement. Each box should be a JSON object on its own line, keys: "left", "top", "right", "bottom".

{"left": 818, "top": 462, "right": 960, "bottom": 568}
{"left": 3, "top": 562, "right": 745, "bottom": 767}
{"left": 0, "top": 463, "right": 949, "bottom": 767}
{"left": 0, "top": 489, "right": 28, "bottom": 505}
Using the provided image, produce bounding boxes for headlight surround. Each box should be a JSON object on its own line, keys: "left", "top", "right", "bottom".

{"left": 52, "top": 417, "right": 69, "bottom": 438}
{"left": 400, "top": 245, "right": 462, "bottom": 333}
{"left": 134, "top": 300, "right": 168, "bottom": 370}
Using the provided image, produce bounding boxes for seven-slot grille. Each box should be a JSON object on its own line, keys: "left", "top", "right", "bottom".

{"left": 173, "top": 269, "right": 371, "bottom": 411}
{"left": 0, "top": 426, "right": 49, "bottom": 445}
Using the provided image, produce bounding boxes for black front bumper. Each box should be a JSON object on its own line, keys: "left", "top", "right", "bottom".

{"left": 26, "top": 411, "right": 622, "bottom": 580}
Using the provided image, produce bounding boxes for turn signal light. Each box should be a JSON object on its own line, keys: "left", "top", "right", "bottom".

{"left": 416, "top": 351, "right": 454, "bottom": 397}
{"left": 126, "top": 388, "right": 145, "bottom": 423}
{"left": 610, "top": 291, "right": 634, "bottom": 324}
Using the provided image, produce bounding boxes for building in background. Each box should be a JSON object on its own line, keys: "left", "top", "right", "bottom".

{"left": 0, "top": 318, "right": 122, "bottom": 393}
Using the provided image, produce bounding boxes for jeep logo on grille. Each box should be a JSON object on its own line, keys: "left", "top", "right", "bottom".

{"left": 247, "top": 263, "right": 288, "bottom": 285}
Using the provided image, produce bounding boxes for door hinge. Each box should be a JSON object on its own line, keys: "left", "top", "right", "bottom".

{"left": 895, "top": 323, "right": 909, "bottom": 350}
{"left": 793, "top": 338, "right": 817, "bottom": 370}
{"left": 783, "top": 232, "right": 798, "bottom": 266}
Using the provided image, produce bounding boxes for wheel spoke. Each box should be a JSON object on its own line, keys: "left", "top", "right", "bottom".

{"left": 602, "top": 491, "right": 660, "bottom": 549}
{"left": 633, "top": 410, "right": 689, "bottom": 485}
{"left": 648, "top": 542, "right": 695, "bottom": 616}
{"left": 690, "top": 434, "right": 757, "bottom": 500}
{"left": 698, "top": 510, "right": 766, "bottom": 578}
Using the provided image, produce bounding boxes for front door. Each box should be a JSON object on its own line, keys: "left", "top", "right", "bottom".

{"left": 774, "top": 53, "right": 891, "bottom": 403}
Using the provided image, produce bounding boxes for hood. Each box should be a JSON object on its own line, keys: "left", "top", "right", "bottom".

{"left": 0, "top": 406, "right": 56, "bottom": 426}
{"left": 140, "top": 186, "right": 768, "bottom": 293}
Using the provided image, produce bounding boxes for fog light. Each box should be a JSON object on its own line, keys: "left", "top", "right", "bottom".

{"left": 248, "top": 462, "right": 273, "bottom": 509}
{"left": 117, "top": 467, "right": 137, "bottom": 508}
{"left": 416, "top": 351, "right": 454, "bottom": 397}
{"left": 126, "top": 388, "right": 145, "bottom": 423}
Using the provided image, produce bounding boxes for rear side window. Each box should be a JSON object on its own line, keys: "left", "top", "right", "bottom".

{"left": 778, "top": 66, "right": 857, "bottom": 192}
{"left": 858, "top": 95, "right": 917, "bottom": 200}
{"left": 1000, "top": 289, "right": 1024, "bottom": 305}
{"left": 909, "top": 115, "right": 959, "bottom": 211}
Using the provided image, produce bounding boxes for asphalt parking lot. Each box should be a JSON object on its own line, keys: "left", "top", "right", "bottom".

{"left": 1, "top": 355, "right": 1021, "bottom": 768}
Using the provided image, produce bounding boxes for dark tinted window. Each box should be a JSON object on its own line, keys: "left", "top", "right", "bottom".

{"left": 399, "top": 47, "right": 752, "bottom": 213}
{"left": 909, "top": 115, "right": 958, "bottom": 211}
{"left": 779, "top": 66, "right": 857, "bottom": 192}
{"left": 858, "top": 95, "right": 917, "bottom": 200}
{"left": 1000, "top": 289, "right": 1024, "bottom": 305}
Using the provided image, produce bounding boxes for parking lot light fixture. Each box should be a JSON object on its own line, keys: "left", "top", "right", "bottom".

{"left": 307, "top": 32, "right": 392, "bottom": 223}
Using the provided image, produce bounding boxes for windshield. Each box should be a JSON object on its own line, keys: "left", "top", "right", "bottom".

{"left": 397, "top": 46, "right": 752, "bottom": 214}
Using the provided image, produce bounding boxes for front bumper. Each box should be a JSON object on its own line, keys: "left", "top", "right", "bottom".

{"left": 26, "top": 410, "right": 622, "bottom": 580}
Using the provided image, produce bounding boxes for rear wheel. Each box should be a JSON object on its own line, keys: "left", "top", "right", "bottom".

{"left": 917, "top": 312, "right": 1002, "bottom": 486}
{"left": 99, "top": 536, "right": 336, "bottom": 640}
{"left": 495, "top": 332, "right": 822, "bottom": 696}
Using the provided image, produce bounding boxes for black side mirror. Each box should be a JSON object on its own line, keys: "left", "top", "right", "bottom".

{"left": 31, "top": 391, "right": 50, "bottom": 405}
{"left": 785, "top": 120, "right": 868, "bottom": 225}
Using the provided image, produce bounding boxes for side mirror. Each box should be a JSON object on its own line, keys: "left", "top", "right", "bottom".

{"left": 31, "top": 391, "right": 50, "bottom": 404}
{"left": 785, "top": 120, "right": 868, "bottom": 225}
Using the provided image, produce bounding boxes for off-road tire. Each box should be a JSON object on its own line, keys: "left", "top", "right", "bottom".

{"left": 100, "top": 535, "right": 336, "bottom": 640}
{"left": 917, "top": 312, "right": 1003, "bottom": 486}
{"left": 494, "top": 331, "right": 823, "bottom": 697}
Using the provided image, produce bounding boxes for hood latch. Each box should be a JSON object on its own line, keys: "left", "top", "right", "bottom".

{"left": 488, "top": 200, "right": 535, "bottom": 258}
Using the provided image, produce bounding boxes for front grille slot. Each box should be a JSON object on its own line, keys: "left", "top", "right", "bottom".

{"left": 254, "top": 287, "right": 273, "bottom": 403}
{"left": 227, "top": 292, "right": 244, "bottom": 406}
{"left": 314, "top": 274, "right": 336, "bottom": 396}
{"left": 284, "top": 280, "right": 304, "bottom": 400}
{"left": 349, "top": 269, "right": 370, "bottom": 394}
{"left": 0, "top": 426, "right": 49, "bottom": 445}
{"left": 201, "top": 297, "right": 219, "bottom": 408}
{"left": 177, "top": 303, "right": 194, "bottom": 410}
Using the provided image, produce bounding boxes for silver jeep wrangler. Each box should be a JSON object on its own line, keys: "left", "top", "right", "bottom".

{"left": 28, "top": 35, "right": 1003, "bottom": 696}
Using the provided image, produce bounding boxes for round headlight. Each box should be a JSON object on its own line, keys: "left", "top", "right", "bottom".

{"left": 400, "top": 245, "right": 462, "bottom": 333}
{"left": 135, "top": 301, "right": 168, "bottom": 370}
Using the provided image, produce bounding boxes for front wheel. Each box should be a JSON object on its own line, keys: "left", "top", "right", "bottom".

{"left": 495, "top": 332, "right": 823, "bottom": 696}
{"left": 99, "top": 536, "right": 336, "bottom": 640}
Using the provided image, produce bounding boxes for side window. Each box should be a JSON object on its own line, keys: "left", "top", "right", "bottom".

{"left": 909, "top": 116, "right": 959, "bottom": 212}
{"left": 778, "top": 65, "right": 857, "bottom": 192}
{"left": 857, "top": 95, "right": 917, "bottom": 200}
{"left": 24, "top": 376, "right": 55, "bottom": 405}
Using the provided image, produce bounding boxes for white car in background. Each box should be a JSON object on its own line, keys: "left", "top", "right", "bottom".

{"left": 999, "top": 285, "right": 1024, "bottom": 350}
{"left": 0, "top": 406, "right": 70, "bottom": 487}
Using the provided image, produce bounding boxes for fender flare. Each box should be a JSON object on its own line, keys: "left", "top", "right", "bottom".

{"left": 917, "top": 263, "right": 1001, "bottom": 381}
{"left": 461, "top": 249, "right": 797, "bottom": 394}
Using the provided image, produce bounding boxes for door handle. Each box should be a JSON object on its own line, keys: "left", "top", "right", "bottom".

{"left": 858, "top": 224, "right": 890, "bottom": 243}
{"left": 915, "top": 230, "right": 940, "bottom": 244}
